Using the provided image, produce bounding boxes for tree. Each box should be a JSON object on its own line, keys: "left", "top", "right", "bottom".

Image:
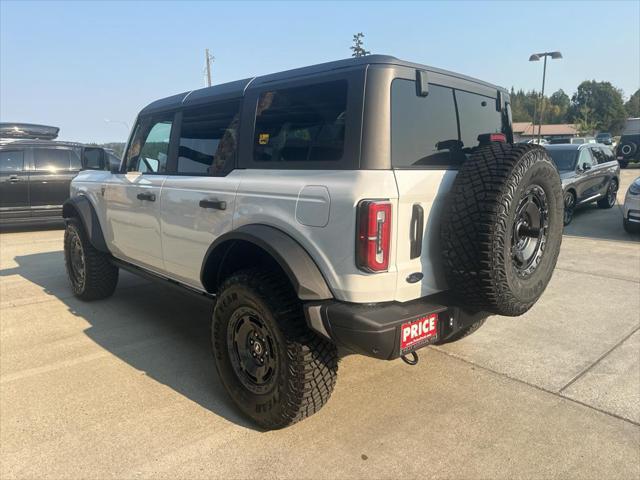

{"left": 574, "top": 106, "right": 597, "bottom": 135}
{"left": 625, "top": 89, "right": 640, "bottom": 118}
{"left": 350, "top": 32, "right": 370, "bottom": 57}
{"left": 569, "top": 81, "right": 626, "bottom": 134}
{"left": 547, "top": 89, "right": 570, "bottom": 123}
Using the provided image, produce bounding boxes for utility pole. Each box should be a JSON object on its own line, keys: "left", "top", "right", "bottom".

{"left": 205, "top": 48, "right": 214, "bottom": 87}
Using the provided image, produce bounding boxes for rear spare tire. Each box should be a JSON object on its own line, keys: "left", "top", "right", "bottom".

{"left": 441, "top": 143, "right": 563, "bottom": 316}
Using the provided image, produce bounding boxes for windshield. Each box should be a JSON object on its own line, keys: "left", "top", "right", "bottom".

{"left": 547, "top": 149, "right": 578, "bottom": 172}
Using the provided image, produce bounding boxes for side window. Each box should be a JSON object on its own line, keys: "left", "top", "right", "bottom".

{"left": 578, "top": 149, "right": 594, "bottom": 170}
{"left": 391, "top": 80, "right": 462, "bottom": 168}
{"left": 126, "top": 117, "right": 173, "bottom": 173}
{"left": 177, "top": 100, "right": 240, "bottom": 175}
{"left": 599, "top": 147, "right": 615, "bottom": 163}
{"left": 589, "top": 147, "right": 605, "bottom": 165}
{"left": 83, "top": 148, "right": 105, "bottom": 170}
{"left": 33, "top": 148, "right": 71, "bottom": 171}
{"left": 253, "top": 80, "right": 347, "bottom": 163}
{"left": 70, "top": 149, "right": 82, "bottom": 170}
{"left": 455, "top": 90, "right": 503, "bottom": 150}
{"left": 0, "top": 150, "right": 24, "bottom": 172}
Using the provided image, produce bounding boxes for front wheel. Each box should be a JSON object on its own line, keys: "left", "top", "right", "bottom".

{"left": 597, "top": 180, "right": 618, "bottom": 209}
{"left": 212, "top": 269, "right": 338, "bottom": 430}
{"left": 64, "top": 219, "right": 118, "bottom": 300}
{"left": 564, "top": 191, "right": 576, "bottom": 225}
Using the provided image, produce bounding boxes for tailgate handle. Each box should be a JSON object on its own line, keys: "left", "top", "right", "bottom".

{"left": 410, "top": 204, "right": 424, "bottom": 259}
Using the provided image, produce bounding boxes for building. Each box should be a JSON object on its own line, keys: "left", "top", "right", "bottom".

{"left": 512, "top": 122, "right": 579, "bottom": 142}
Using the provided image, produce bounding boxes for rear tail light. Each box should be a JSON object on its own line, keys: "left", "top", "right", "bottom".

{"left": 356, "top": 200, "right": 392, "bottom": 272}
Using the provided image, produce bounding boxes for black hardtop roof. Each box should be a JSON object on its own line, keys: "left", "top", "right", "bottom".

{"left": 140, "top": 55, "right": 507, "bottom": 115}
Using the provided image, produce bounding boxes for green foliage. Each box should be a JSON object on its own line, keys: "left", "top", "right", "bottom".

{"left": 569, "top": 81, "right": 626, "bottom": 134}
{"left": 350, "top": 32, "right": 370, "bottom": 58}
{"left": 574, "top": 106, "right": 597, "bottom": 135}
{"left": 625, "top": 89, "right": 640, "bottom": 118}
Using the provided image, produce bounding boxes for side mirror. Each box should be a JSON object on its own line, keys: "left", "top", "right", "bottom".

{"left": 582, "top": 162, "right": 591, "bottom": 171}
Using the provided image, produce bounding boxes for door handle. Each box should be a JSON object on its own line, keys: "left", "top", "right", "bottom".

{"left": 136, "top": 192, "right": 156, "bottom": 202}
{"left": 199, "top": 198, "right": 227, "bottom": 210}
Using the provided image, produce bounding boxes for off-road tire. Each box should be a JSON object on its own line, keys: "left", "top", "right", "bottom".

{"left": 441, "top": 143, "right": 563, "bottom": 316}
{"left": 211, "top": 269, "right": 338, "bottom": 430}
{"left": 597, "top": 180, "right": 617, "bottom": 209}
{"left": 64, "top": 218, "right": 118, "bottom": 300}
{"left": 564, "top": 191, "right": 576, "bottom": 226}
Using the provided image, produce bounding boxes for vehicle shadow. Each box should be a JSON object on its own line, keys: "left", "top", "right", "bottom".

{"left": 563, "top": 201, "right": 640, "bottom": 243}
{"left": 1, "top": 251, "right": 261, "bottom": 431}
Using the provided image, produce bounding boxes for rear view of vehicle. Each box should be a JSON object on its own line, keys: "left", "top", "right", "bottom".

{"left": 62, "top": 56, "right": 564, "bottom": 430}
{"left": 617, "top": 118, "right": 640, "bottom": 168}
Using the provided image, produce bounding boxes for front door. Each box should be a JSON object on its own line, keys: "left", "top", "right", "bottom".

{"left": 0, "top": 149, "right": 29, "bottom": 221}
{"left": 105, "top": 115, "right": 173, "bottom": 273}
{"left": 160, "top": 101, "right": 241, "bottom": 289}
{"left": 574, "top": 148, "right": 599, "bottom": 203}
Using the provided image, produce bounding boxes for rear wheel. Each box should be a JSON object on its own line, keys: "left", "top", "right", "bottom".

{"left": 64, "top": 218, "right": 118, "bottom": 300}
{"left": 597, "top": 180, "right": 618, "bottom": 209}
{"left": 564, "top": 191, "right": 576, "bottom": 226}
{"left": 212, "top": 269, "right": 338, "bottom": 430}
{"left": 441, "top": 143, "right": 564, "bottom": 316}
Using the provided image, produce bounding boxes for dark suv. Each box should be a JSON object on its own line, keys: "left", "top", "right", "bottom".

{"left": 616, "top": 118, "right": 640, "bottom": 168}
{"left": 544, "top": 143, "right": 620, "bottom": 225}
{"left": 0, "top": 139, "right": 119, "bottom": 226}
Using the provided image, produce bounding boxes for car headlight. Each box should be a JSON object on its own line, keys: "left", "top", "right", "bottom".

{"left": 630, "top": 181, "right": 640, "bottom": 195}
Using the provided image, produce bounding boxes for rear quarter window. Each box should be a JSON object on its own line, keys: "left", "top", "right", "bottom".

{"left": 252, "top": 80, "right": 347, "bottom": 163}
{"left": 455, "top": 90, "right": 504, "bottom": 149}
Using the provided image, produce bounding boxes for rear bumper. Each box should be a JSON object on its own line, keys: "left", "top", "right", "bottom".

{"left": 304, "top": 294, "right": 488, "bottom": 360}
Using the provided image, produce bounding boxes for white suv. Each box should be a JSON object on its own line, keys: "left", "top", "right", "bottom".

{"left": 63, "top": 55, "right": 564, "bottom": 429}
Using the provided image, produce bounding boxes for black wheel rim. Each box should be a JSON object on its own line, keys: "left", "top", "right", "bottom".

{"left": 564, "top": 192, "right": 575, "bottom": 225}
{"left": 511, "top": 185, "right": 549, "bottom": 277}
{"left": 227, "top": 306, "right": 278, "bottom": 395}
{"left": 68, "top": 230, "right": 86, "bottom": 290}
{"left": 607, "top": 182, "right": 617, "bottom": 206}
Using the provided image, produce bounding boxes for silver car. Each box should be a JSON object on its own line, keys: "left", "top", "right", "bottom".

{"left": 623, "top": 176, "right": 640, "bottom": 233}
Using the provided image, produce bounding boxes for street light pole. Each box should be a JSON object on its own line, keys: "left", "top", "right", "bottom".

{"left": 529, "top": 51, "right": 562, "bottom": 144}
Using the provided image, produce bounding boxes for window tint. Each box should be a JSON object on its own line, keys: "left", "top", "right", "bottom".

{"left": 253, "top": 80, "right": 347, "bottom": 163}
{"left": 599, "top": 146, "right": 615, "bottom": 163}
{"left": 547, "top": 149, "right": 577, "bottom": 172}
{"left": 455, "top": 90, "right": 503, "bottom": 150}
{"left": 0, "top": 151, "right": 24, "bottom": 172}
{"left": 126, "top": 117, "right": 173, "bottom": 173}
{"left": 83, "top": 148, "right": 105, "bottom": 170}
{"left": 34, "top": 148, "right": 71, "bottom": 171}
{"left": 391, "top": 80, "right": 462, "bottom": 168}
{"left": 589, "top": 147, "right": 606, "bottom": 165}
{"left": 178, "top": 101, "right": 240, "bottom": 175}
{"left": 578, "top": 149, "right": 593, "bottom": 169}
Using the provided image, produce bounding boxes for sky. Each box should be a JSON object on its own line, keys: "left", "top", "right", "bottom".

{"left": 1, "top": 0, "right": 639, "bottom": 143}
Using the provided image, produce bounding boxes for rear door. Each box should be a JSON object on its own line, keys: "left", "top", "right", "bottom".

{"left": 0, "top": 149, "right": 29, "bottom": 221}
{"left": 160, "top": 100, "right": 241, "bottom": 288}
{"left": 104, "top": 115, "right": 173, "bottom": 273}
{"left": 391, "top": 72, "right": 510, "bottom": 302}
{"left": 29, "top": 147, "right": 80, "bottom": 218}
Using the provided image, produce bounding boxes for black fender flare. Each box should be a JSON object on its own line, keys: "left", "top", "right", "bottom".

{"left": 62, "top": 196, "right": 109, "bottom": 253}
{"left": 200, "top": 225, "right": 333, "bottom": 301}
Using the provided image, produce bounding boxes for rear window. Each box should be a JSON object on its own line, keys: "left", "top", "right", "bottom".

{"left": 253, "top": 80, "right": 347, "bottom": 163}
{"left": 391, "top": 80, "right": 462, "bottom": 168}
{"left": 178, "top": 100, "right": 240, "bottom": 175}
{"left": 455, "top": 90, "right": 503, "bottom": 149}
{"left": 0, "top": 150, "right": 24, "bottom": 172}
{"left": 391, "top": 79, "right": 508, "bottom": 169}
